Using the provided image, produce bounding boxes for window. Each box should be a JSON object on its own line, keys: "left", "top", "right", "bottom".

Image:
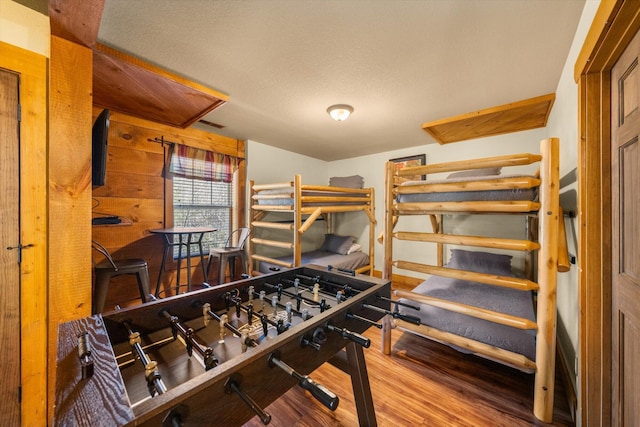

{"left": 168, "top": 144, "right": 239, "bottom": 257}
{"left": 172, "top": 175, "right": 234, "bottom": 256}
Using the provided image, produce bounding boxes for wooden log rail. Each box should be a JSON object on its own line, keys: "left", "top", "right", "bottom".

{"left": 386, "top": 317, "right": 537, "bottom": 373}
{"left": 394, "top": 152, "right": 542, "bottom": 178}
{"left": 251, "top": 238, "right": 294, "bottom": 250}
{"left": 393, "top": 261, "right": 539, "bottom": 292}
{"left": 394, "top": 176, "right": 541, "bottom": 194}
{"left": 395, "top": 200, "right": 540, "bottom": 214}
{"left": 251, "top": 221, "right": 294, "bottom": 231}
{"left": 394, "top": 289, "right": 538, "bottom": 331}
{"left": 247, "top": 254, "right": 292, "bottom": 269}
{"left": 393, "top": 231, "right": 540, "bottom": 251}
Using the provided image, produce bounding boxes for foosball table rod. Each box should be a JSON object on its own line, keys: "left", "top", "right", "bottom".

{"left": 161, "top": 309, "right": 219, "bottom": 370}
{"left": 122, "top": 321, "right": 167, "bottom": 397}
{"left": 224, "top": 374, "right": 272, "bottom": 425}
{"left": 267, "top": 351, "right": 339, "bottom": 411}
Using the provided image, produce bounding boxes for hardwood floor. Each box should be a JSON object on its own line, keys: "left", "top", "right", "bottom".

{"left": 244, "top": 327, "right": 573, "bottom": 427}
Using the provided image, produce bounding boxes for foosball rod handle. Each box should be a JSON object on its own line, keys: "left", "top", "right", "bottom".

{"left": 268, "top": 353, "right": 339, "bottom": 411}
{"left": 325, "top": 323, "right": 371, "bottom": 348}
{"left": 224, "top": 376, "right": 271, "bottom": 425}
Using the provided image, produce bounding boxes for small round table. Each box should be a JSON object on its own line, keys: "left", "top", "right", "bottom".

{"left": 149, "top": 226, "right": 216, "bottom": 296}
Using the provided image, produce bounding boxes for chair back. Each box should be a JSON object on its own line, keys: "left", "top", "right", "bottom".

{"left": 91, "top": 240, "right": 118, "bottom": 271}
{"left": 226, "top": 227, "right": 250, "bottom": 249}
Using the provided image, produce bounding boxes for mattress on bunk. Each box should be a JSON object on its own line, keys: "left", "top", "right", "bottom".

{"left": 255, "top": 188, "right": 369, "bottom": 206}
{"left": 396, "top": 249, "right": 536, "bottom": 361}
{"left": 258, "top": 250, "right": 370, "bottom": 274}
{"left": 396, "top": 174, "right": 538, "bottom": 203}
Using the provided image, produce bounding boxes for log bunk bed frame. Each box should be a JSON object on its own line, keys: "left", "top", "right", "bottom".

{"left": 381, "top": 137, "right": 569, "bottom": 422}
{"left": 248, "top": 174, "right": 376, "bottom": 276}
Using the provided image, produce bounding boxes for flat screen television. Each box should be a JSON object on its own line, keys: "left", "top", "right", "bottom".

{"left": 92, "top": 109, "right": 110, "bottom": 187}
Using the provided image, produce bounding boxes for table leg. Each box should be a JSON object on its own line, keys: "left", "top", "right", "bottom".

{"left": 155, "top": 236, "right": 171, "bottom": 297}
{"left": 176, "top": 234, "right": 184, "bottom": 295}
{"left": 196, "top": 233, "right": 208, "bottom": 283}
{"left": 186, "top": 234, "right": 192, "bottom": 292}
{"left": 346, "top": 342, "right": 377, "bottom": 427}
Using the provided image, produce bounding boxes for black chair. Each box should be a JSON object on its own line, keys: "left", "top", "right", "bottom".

{"left": 206, "top": 228, "right": 250, "bottom": 284}
{"left": 91, "top": 240, "right": 151, "bottom": 314}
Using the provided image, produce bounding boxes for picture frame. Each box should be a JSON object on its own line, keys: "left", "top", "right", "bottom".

{"left": 390, "top": 154, "right": 427, "bottom": 181}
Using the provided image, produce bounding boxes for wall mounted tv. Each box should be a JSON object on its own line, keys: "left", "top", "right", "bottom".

{"left": 92, "top": 109, "right": 110, "bottom": 187}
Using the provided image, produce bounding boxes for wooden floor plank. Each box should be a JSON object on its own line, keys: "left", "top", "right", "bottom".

{"left": 244, "top": 327, "right": 573, "bottom": 427}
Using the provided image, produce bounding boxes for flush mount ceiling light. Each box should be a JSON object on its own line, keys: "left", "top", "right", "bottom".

{"left": 327, "top": 104, "right": 354, "bottom": 121}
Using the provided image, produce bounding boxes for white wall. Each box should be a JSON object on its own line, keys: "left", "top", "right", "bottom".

{"left": 545, "top": 0, "right": 600, "bottom": 408}
{"left": 246, "top": 140, "right": 330, "bottom": 258}
{"left": 1, "top": 1, "right": 49, "bottom": 56}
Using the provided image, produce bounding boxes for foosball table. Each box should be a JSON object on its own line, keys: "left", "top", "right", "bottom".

{"left": 54, "top": 265, "right": 394, "bottom": 426}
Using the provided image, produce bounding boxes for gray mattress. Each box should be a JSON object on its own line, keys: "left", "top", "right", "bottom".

{"left": 258, "top": 250, "right": 370, "bottom": 274}
{"left": 397, "top": 188, "right": 537, "bottom": 203}
{"left": 396, "top": 250, "right": 536, "bottom": 361}
{"left": 396, "top": 174, "right": 538, "bottom": 203}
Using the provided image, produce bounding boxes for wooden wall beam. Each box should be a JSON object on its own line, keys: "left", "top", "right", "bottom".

{"left": 48, "top": 35, "right": 94, "bottom": 422}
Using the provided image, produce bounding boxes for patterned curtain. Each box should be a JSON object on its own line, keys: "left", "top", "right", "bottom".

{"left": 167, "top": 144, "right": 238, "bottom": 183}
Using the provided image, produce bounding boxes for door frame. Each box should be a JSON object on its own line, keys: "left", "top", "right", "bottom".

{"left": 0, "top": 42, "right": 48, "bottom": 426}
{"left": 575, "top": 1, "right": 640, "bottom": 424}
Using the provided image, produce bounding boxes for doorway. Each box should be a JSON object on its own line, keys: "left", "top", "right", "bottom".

{"left": 0, "top": 66, "right": 21, "bottom": 426}
{"left": 0, "top": 41, "right": 48, "bottom": 425}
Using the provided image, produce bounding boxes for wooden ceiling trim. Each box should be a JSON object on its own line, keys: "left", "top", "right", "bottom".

{"left": 92, "top": 43, "right": 229, "bottom": 128}
{"left": 421, "top": 93, "right": 556, "bottom": 145}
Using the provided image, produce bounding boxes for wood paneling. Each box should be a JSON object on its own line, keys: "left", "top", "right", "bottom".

{"left": 48, "top": 0, "right": 105, "bottom": 48}
{"left": 91, "top": 109, "right": 244, "bottom": 309}
{"left": 93, "top": 44, "right": 228, "bottom": 128}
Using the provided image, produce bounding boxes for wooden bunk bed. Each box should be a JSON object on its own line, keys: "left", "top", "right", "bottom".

{"left": 382, "top": 137, "right": 568, "bottom": 422}
{"left": 249, "top": 174, "right": 375, "bottom": 275}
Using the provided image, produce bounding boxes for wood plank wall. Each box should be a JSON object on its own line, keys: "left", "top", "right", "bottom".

{"left": 91, "top": 109, "right": 245, "bottom": 310}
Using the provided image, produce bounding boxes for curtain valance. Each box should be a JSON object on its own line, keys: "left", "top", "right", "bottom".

{"left": 167, "top": 144, "right": 238, "bottom": 183}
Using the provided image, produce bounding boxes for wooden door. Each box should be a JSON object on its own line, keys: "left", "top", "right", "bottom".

{"left": 0, "top": 68, "right": 22, "bottom": 424}
{"left": 611, "top": 27, "right": 640, "bottom": 427}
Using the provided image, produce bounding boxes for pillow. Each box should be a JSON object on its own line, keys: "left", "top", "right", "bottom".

{"left": 347, "top": 243, "right": 362, "bottom": 254}
{"left": 320, "top": 234, "right": 354, "bottom": 255}
{"left": 445, "top": 249, "right": 514, "bottom": 276}
{"left": 447, "top": 167, "right": 502, "bottom": 179}
{"left": 329, "top": 175, "right": 364, "bottom": 189}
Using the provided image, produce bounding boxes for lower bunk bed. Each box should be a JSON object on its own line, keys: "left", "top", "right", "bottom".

{"left": 382, "top": 137, "right": 568, "bottom": 423}
{"left": 392, "top": 249, "right": 538, "bottom": 368}
{"left": 256, "top": 234, "right": 371, "bottom": 274}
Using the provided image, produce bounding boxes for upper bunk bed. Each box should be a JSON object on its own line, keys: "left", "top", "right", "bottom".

{"left": 381, "top": 137, "right": 569, "bottom": 423}
{"left": 249, "top": 174, "right": 376, "bottom": 275}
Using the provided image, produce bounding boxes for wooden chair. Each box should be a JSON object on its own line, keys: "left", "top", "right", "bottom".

{"left": 91, "top": 240, "right": 151, "bottom": 314}
{"left": 206, "top": 228, "right": 250, "bottom": 285}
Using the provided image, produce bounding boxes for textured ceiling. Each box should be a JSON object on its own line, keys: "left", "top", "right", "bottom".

{"left": 97, "top": 0, "right": 586, "bottom": 161}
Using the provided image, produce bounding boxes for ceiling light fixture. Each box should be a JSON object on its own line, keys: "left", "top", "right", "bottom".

{"left": 327, "top": 104, "right": 354, "bottom": 122}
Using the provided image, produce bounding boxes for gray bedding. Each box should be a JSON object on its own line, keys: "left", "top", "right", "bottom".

{"left": 396, "top": 174, "right": 538, "bottom": 203}
{"left": 258, "top": 250, "right": 370, "bottom": 274}
{"left": 396, "top": 250, "right": 536, "bottom": 361}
